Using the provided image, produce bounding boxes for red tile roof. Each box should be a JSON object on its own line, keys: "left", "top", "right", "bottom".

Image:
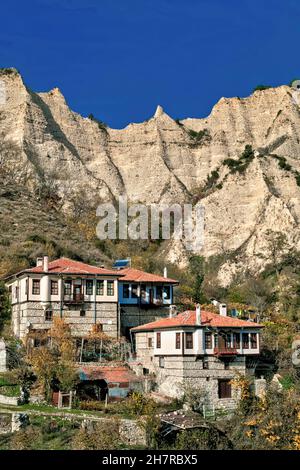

{"left": 132, "top": 309, "right": 262, "bottom": 331}
{"left": 79, "top": 366, "right": 140, "bottom": 383}
{"left": 20, "top": 257, "right": 122, "bottom": 277}
{"left": 116, "top": 267, "right": 178, "bottom": 284}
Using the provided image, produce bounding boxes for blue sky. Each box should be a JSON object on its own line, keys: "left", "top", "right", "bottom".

{"left": 1, "top": 0, "right": 300, "bottom": 128}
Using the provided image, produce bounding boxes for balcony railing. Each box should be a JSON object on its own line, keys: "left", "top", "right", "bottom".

{"left": 64, "top": 293, "right": 85, "bottom": 304}
{"left": 213, "top": 347, "right": 237, "bottom": 357}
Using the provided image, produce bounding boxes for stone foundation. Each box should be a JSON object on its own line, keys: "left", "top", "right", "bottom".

{"left": 12, "top": 301, "right": 119, "bottom": 340}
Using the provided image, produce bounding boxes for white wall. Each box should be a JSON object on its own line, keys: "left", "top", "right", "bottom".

{"left": 7, "top": 275, "right": 119, "bottom": 304}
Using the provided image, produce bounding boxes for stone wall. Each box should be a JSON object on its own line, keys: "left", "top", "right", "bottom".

{"left": 120, "top": 305, "right": 169, "bottom": 334}
{"left": 12, "top": 301, "right": 118, "bottom": 340}
{"left": 138, "top": 354, "right": 248, "bottom": 410}
{"left": 0, "top": 394, "right": 19, "bottom": 406}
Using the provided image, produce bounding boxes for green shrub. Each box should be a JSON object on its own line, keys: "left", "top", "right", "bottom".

{"left": 188, "top": 128, "right": 211, "bottom": 145}
{"left": 88, "top": 113, "right": 107, "bottom": 132}
{"left": 223, "top": 145, "right": 255, "bottom": 174}
{"left": 79, "top": 400, "right": 104, "bottom": 411}
{"left": 272, "top": 154, "right": 292, "bottom": 172}
{"left": 253, "top": 85, "right": 272, "bottom": 92}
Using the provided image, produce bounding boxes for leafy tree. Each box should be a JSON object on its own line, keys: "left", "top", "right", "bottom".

{"left": 189, "top": 255, "right": 207, "bottom": 304}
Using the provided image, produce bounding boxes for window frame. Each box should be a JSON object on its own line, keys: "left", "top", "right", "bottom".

{"left": 156, "top": 332, "right": 161, "bottom": 349}
{"left": 107, "top": 280, "right": 114, "bottom": 296}
{"left": 86, "top": 279, "right": 94, "bottom": 296}
{"left": 250, "top": 333, "right": 258, "bottom": 349}
{"left": 32, "top": 279, "right": 40, "bottom": 296}
{"left": 51, "top": 280, "right": 58, "bottom": 296}
{"left": 242, "top": 333, "right": 249, "bottom": 349}
{"left": 185, "top": 332, "right": 193, "bottom": 350}
{"left": 96, "top": 280, "right": 104, "bottom": 296}
{"left": 64, "top": 280, "right": 72, "bottom": 296}
{"left": 218, "top": 379, "right": 232, "bottom": 399}
{"left": 175, "top": 332, "right": 181, "bottom": 350}
{"left": 45, "top": 309, "right": 53, "bottom": 322}
{"left": 131, "top": 283, "right": 138, "bottom": 298}
{"left": 123, "top": 283, "right": 130, "bottom": 299}
{"left": 205, "top": 332, "right": 212, "bottom": 349}
{"left": 233, "top": 332, "right": 241, "bottom": 349}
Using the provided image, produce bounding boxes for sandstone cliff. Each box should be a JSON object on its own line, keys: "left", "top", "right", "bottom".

{"left": 1, "top": 68, "right": 300, "bottom": 284}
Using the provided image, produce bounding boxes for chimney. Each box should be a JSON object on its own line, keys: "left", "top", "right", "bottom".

{"left": 36, "top": 257, "right": 43, "bottom": 267}
{"left": 163, "top": 267, "right": 167, "bottom": 278}
{"left": 219, "top": 303, "right": 227, "bottom": 316}
{"left": 196, "top": 304, "right": 201, "bottom": 325}
{"left": 43, "top": 256, "right": 49, "bottom": 273}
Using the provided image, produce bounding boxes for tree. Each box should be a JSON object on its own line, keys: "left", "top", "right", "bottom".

{"left": 263, "top": 230, "right": 288, "bottom": 278}
{"left": 189, "top": 255, "right": 207, "bottom": 304}
{"left": 0, "top": 281, "right": 10, "bottom": 334}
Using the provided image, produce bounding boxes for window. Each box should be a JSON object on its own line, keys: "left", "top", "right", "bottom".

{"left": 203, "top": 359, "right": 209, "bottom": 370}
{"left": 164, "top": 286, "right": 171, "bottom": 300}
{"left": 156, "top": 332, "right": 161, "bottom": 349}
{"left": 107, "top": 280, "right": 114, "bottom": 296}
{"left": 242, "top": 333, "right": 249, "bottom": 349}
{"left": 64, "top": 280, "right": 72, "bottom": 296}
{"left": 218, "top": 379, "right": 232, "bottom": 399}
{"left": 86, "top": 279, "right": 93, "bottom": 295}
{"left": 156, "top": 286, "right": 163, "bottom": 301}
{"left": 225, "top": 333, "right": 231, "bottom": 348}
{"left": 148, "top": 337, "right": 153, "bottom": 348}
{"left": 175, "top": 332, "right": 181, "bottom": 349}
{"left": 25, "top": 279, "right": 29, "bottom": 296}
{"left": 32, "top": 279, "right": 40, "bottom": 295}
{"left": 185, "top": 332, "right": 193, "bottom": 349}
{"left": 131, "top": 284, "right": 138, "bottom": 298}
{"left": 205, "top": 332, "right": 212, "bottom": 349}
{"left": 80, "top": 310, "right": 86, "bottom": 317}
{"left": 250, "top": 333, "right": 258, "bottom": 349}
{"left": 123, "top": 283, "right": 130, "bottom": 298}
{"left": 51, "top": 280, "right": 58, "bottom": 296}
{"left": 140, "top": 284, "right": 146, "bottom": 299}
{"left": 233, "top": 332, "right": 240, "bottom": 349}
{"left": 45, "top": 310, "right": 53, "bottom": 322}
{"left": 96, "top": 280, "right": 104, "bottom": 296}
{"left": 159, "top": 356, "right": 165, "bottom": 368}
{"left": 214, "top": 334, "right": 219, "bottom": 348}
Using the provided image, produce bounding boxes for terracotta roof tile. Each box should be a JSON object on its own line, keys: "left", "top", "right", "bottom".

{"left": 117, "top": 267, "right": 178, "bottom": 284}
{"left": 132, "top": 309, "right": 263, "bottom": 331}
{"left": 78, "top": 366, "right": 140, "bottom": 383}
{"left": 22, "top": 257, "right": 121, "bottom": 276}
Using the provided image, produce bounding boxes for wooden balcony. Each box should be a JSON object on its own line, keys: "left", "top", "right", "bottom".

{"left": 64, "top": 293, "right": 85, "bottom": 304}
{"left": 213, "top": 347, "right": 237, "bottom": 357}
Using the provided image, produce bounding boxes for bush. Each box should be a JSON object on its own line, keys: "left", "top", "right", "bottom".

{"left": 223, "top": 145, "right": 255, "bottom": 174}
{"left": 253, "top": 85, "right": 272, "bottom": 92}
{"left": 188, "top": 128, "right": 211, "bottom": 145}
{"left": 79, "top": 400, "right": 104, "bottom": 411}
{"left": 88, "top": 114, "right": 108, "bottom": 132}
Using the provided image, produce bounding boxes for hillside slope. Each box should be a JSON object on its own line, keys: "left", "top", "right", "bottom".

{"left": 1, "top": 68, "right": 300, "bottom": 283}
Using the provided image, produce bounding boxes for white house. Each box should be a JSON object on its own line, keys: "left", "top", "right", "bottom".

{"left": 5, "top": 256, "right": 122, "bottom": 340}
{"left": 131, "top": 305, "right": 263, "bottom": 409}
